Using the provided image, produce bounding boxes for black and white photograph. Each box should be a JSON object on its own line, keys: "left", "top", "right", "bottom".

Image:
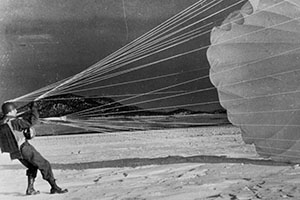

{"left": 1, "top": 0, "right": 300, "bottom": 199}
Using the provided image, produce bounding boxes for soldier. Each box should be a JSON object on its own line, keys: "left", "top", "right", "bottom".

{"left": 0, "top": 102, "right": 68, "bottom": 195}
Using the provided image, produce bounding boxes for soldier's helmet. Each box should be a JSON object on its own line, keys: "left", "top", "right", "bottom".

{"left": 1, "top": 102, "right": 17, "bottom": 115}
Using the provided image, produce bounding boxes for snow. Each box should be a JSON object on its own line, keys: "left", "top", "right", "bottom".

{"left": 0, "top": 126, "right": 298, "bottom": 200}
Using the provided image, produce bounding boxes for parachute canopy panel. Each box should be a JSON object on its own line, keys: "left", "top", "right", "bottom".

{"left": 207, "top": 0, "right": 300, "bottom": 162}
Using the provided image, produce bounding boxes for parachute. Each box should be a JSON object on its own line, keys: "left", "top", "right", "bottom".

{"left": 9, "top": 0, "right": 300, "bottom": 162}
{"left": 207, "top": 0, "right": 300, "bottom": 162}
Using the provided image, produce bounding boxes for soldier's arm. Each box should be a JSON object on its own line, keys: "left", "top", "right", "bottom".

{"left": 10, "top": 103, "right": 39, "bottom": 131}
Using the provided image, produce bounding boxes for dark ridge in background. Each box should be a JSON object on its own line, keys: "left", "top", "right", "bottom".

{"left": 16, "top": 93, "right": 227, "bottom": 118}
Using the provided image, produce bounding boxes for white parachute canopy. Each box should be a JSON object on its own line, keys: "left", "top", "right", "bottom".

{"left": 207, "top": 0, "right": 300, "bottom": 162}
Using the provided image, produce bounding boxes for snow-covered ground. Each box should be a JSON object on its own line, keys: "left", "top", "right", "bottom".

{"left": 0, "top": 126, "right": 299, "bottom": 200}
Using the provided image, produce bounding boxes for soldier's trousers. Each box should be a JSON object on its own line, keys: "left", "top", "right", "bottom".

{"left": 18, "top": 141, "right": 54, "bottom": 180}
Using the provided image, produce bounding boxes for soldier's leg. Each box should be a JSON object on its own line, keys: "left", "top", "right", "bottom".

{"left": 20, "top": 141, "right": 67, "bottom": 194}
{"left": 19, "top": 156, "right": 40, "bottom": 195}
{"left": 19, "top": 158, "right": 38, "bottom": 178}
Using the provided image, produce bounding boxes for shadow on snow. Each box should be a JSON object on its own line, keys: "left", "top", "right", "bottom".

{"left": 2, "top": 155, "right": 292, "bottom": 170}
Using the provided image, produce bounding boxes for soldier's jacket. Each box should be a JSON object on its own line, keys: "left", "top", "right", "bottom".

{"left": 0, "top": 107, "right": 39, "bottom": 159}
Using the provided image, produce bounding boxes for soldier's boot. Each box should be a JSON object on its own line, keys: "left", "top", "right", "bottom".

{"left": 48, "top": 179, "right": 68, "bottom": 194}
{"left": 26, "top": 176, "right": 40, "bottom": 195}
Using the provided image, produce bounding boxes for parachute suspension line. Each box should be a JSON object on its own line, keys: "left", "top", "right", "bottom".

{"left": 71, "top": 42, "right": 300, "bottom": 117}
{"left": 69, "top": 1, "right": 300, "bottom": 115}
{"left": 71, "top": 0, "right": 292, "bottom": 118}
{"left": 75, "top": 87, "right": 300, "bottom": 117}
{"left": 34, "top": 0, "right": 224, "bottom": 97}
{"left": 51, "top": 23, "right": 212, "bottom": 94}
{"left": 84, "top": 0, "right": 219, "bottom": 69}
{"left": 84, "top": 0, "right": 211, "bottom": 70}
{"left": 62, "top": 118, "right": 221, "bottom": 127}
{"left": 55, "top": 67, "right": 208, "bottom": 95}
{"left": 11, "top": 0, "right": 247, "bottom": 103}
{"left": 108, "top": 0, "right": 215, "bottom": 62}
{"left": 60, "top": 0, "right": 283, "bottom": 94}
{"left": 24, "top": 0, "right": 245, "bottom": 101}
{"left": 66, "top": 115, "right": 300, "bottom": 131}
{"left": 11, "top": 78, "right": 70, "bottom": 102}
{"left": 72, "top": 75, "right": 213, "bottom": 117}
{"left": 35, "top": 22, "right": 214, "bottom": 99}
{"left": 10, "top": 0, "right": 204, "bottom": 101}
{"left": 55, "top": 24, "right": 214, "bottom": 95}
{"left": 9, "top": 0, "right": 283, "bottom": 102}
{"left": 76, "top": 86, "right": 300, "bottom": 117}
{"left": 25, "top": 0, "right": 286, "bottom": 115}
{"left": 92, "top": 0, "right": 207, "bottom": 63}
{"left": 25, "top": 0, "right": 213, "bottom": 101}
{"left": 96, "top": 67, "right": 300, "bottom": 117}
{"left": 93, "top": 91, "right": 188, "bottom": 98}
{"left": 54, "top": 0, "right": 242, "bottom": 93}
{"left": 36, "top": 91, "right": 190, "bottom": 101}
{"left": 34, "top": 0, "right": 280, "bottom": 100}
